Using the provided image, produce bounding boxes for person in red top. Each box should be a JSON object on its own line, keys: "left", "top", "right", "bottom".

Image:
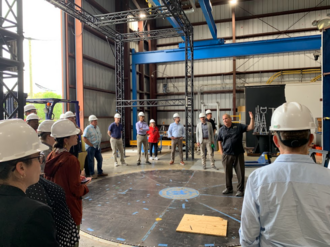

{"left": 44, "top": 119, "right": 91, "bottom": 242}
{"left": 147, "top": 119, "right": 160, "bottom": 161}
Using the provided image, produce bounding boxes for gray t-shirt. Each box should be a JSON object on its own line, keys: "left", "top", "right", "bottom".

{"left": 201, "top": 122, "right": 209, "bottom": 138}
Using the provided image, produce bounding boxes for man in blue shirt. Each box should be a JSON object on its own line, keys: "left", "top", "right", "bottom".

{"left": 83, "top": 115, "right": 108, "bottom": 179}
{"left": 168, "top": 113, "right": 185, "bottom": 166}
{"left": 108, "top": 113, "right": 126, "bottom": 167}
{"left": 136, "top": 112, "right": 151, "bottom": 166}
{"left": 240, "top": 102, "right": 330, "bottom": 246}
{"left": 218, "top": 112, "right": 254, "bottom": 197}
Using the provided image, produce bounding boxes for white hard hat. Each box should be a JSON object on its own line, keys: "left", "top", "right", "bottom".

{"left": 173, "top": 113, "right": 180, "bottom": 118}
{"left": 37, "top": 120, "right": 55, "bottom": 133}
{"left": 150, "top": 119, "right": 155, "bottom": 123}
{"left": 24, "top": 104, "right": 36, "bottom": 112}
{"left": 65, "top": 111, "right": 75, "bottom": 118}
{"left": 138, "top": 112, "right": 145, "bottom": 117}
{"left": 0, "top": 119, "right": 49, "bottom": 162}
{"left": 206, "top": 110, "right": 212, "bottom": 115}
{"left": 270, "top": 102, "right": 315, "bottom": 131}
{"left": 60, "top": 114, "right": 66, "bottom": 120}
{"left": 88, "top": 115, "right": 98, "bottom": 121}
{"left": 114, "top": 113, "right": 121, "bottom": 118}
{"left": 51, "top": 119, "right": 80, "bottom": 138}
{"left": 26, "top": 113, "right": 40, "bottom": 121}
{"left": 199, "top": 113, "right": 206, "bottom": 118}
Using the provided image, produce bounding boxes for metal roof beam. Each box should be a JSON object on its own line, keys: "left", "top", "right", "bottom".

{"left": 94, "top": 5, "right": 172, "bottom": 26}
{"left": 132, "top": 35, "right": 321, "bottom": 64}
{"left": 199, "top": 0, "right": 217, "bottom": 39}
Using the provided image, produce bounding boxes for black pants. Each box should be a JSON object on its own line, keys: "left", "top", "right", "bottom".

{"left": 222, "top": 153, "right": 245, "bottom": 192}
{"left": 149, "top": 142, "right": 158, "bottom": 157}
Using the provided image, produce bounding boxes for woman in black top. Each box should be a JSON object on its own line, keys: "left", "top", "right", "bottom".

{"left": 26, "top": 119, "right": 79, "bottom": 247}
{"left": 27, "top": 177, "right": 80, "bottom": 246}
{"left": 0, "top": 119, "right": 58, "bottom": 247}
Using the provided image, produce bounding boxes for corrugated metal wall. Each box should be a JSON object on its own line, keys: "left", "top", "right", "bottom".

{"left": 155, "top": 0, "right": 326, "bottom": 126}
{"left": 80, "top": 0, "right": 116, "bottom": 149}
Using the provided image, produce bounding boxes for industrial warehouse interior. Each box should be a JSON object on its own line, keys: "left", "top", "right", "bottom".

{"left": 1, "top": 0, "right": 330, "bottom": 246}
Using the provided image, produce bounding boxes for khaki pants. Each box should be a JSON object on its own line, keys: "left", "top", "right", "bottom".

{"left": 171, "top": 138, "right": 183, "bottom": 162}
{"left": 137, "top": 134, "right": 148, "bottom": 162}
{"left": 110, "top": 138, "right": 125, "bottom": 164}
{"left": 200, "top": 139, "right": 215, "bottom": 167}
{"left": 222, "top": 153, "right": 245, "bottom": 192}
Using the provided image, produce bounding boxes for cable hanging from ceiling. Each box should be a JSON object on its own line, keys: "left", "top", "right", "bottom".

{"left": 266, "top": 68, "right": 321, "bottom": 84}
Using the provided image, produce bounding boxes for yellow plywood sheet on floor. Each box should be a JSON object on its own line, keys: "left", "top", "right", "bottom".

{"left": 176, "top": 214, "right": 228, "bottom": 237}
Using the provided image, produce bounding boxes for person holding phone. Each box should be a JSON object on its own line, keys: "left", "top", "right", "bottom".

{"left": 45, "top": 119, "right": 91, "bottom": 245}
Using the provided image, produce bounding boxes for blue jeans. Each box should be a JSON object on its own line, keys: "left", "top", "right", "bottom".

{"left": 87, "top": 146, "right": 103, "bottom": 176}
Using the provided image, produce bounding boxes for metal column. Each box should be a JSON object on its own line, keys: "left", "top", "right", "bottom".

{"left": 322, "top": 29, "right": 330, "bottom": 150}
{"left": 0, "top": 0, "right": 24, "bottom": 120}
{"left": 115, "top": 36, "right": 125, "bottom": 151}
{"left": 184, "top": 29, "right": 194, "bottom": 160}
{"left": 232, "top": 6, "right": 236, "bottom": 116}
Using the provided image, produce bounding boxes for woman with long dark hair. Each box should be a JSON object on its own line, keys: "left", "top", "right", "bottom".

{"left": 0, "top": 119, "right": 58, "bottom": 247}
{"left": 44, "top": 120, "right": 91, "bottom": 246}
{"left": 27, "top": 119, "right": 80, "bottom": 247}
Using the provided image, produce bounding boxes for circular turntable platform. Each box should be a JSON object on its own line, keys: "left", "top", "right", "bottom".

{"left": 81, "top": 169, "right": 243, "bottom": 247}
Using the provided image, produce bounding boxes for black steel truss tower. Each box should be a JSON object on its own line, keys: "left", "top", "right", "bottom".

{"left": 46, "top": 0, "right": 195, "bottom": 159}
{"left": 0, "top": 0, "right": 24, "bottom": 120}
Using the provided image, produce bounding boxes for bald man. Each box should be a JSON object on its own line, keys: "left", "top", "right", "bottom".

{"left": 218, "top": 112, "right": 254, "bottom": 197}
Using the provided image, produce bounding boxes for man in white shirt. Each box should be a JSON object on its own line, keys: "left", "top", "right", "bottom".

{"left": 240, "top": 102, "right": 330, "bottom": 246}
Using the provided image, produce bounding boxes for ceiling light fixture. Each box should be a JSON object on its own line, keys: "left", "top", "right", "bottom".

{"left": 229, "top": 0, "right": 237, "bottom": 5}
{"left": 140, "top": 13, "right": 146, "bottom": 19}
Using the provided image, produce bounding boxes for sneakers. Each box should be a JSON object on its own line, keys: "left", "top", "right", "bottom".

{"left": 137, "top": 162, "right": 141, "bottom": 166}
{"left": 150, "top": 157, "right": 154, "bottom": 160}
{"left": 146, "top": 161, "right": 151, "bottom": 164}
{"left": 114, "top": 162, "right": 119, "bottom": 167}
{"left": 154, "top": 157, "right": 158, "bottom": 161}
{"left": 170, "top": 160, "right": 174, "bottom": 165}
{"left": 180, "top": 161, "right": 185, "bottom": 166}
{"left": 236, "top": 191, "right": 244, "bottom": 197}
{"left": 222, "top": 188, "right": 233, "bottom": 194}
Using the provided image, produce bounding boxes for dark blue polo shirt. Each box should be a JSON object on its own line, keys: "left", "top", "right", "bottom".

{"left": 108, "top": 122, "right": 123, "bottom": 139}
{"left": 217, "top": 123, "right": 247, "bottom": 155}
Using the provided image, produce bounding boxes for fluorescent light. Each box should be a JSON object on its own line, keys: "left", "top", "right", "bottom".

{"left": 140, "top": 13, "right": 146, "bottom": 19}
{"left": 229, "top": 0, "right": 237, "bottom": 5}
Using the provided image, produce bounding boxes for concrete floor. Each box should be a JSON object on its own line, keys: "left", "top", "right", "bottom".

{"left": 79, "top": 147, "right": 261, "bottom": 247}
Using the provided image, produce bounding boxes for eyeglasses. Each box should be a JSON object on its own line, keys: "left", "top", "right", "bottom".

{"left": 11, "top": 154, "right": 45, "bottom": 171}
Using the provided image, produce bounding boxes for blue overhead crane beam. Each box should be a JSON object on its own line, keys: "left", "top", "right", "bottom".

{"left": 152, "top": 0, "right": 185, "bottom": 40}
{"left": 199, "top": 0, "right": 217, "bottom": 39}
{"left": 132, "top": 35, "right": 321, "bottom": 64}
